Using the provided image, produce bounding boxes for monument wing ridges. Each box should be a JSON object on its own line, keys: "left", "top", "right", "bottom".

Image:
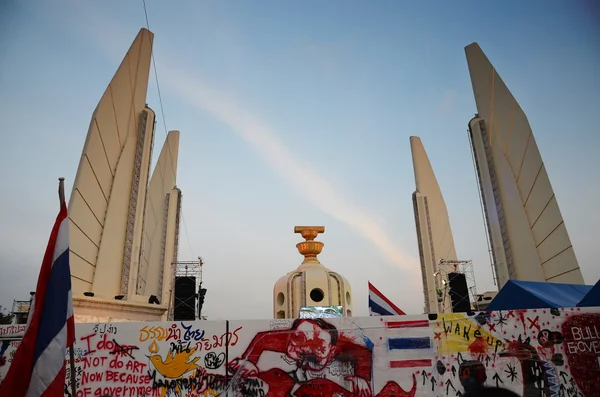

{"left": 410, "top": 136, "right": 458, "bottom": 313}
{"left": 68, "top": 28, "right": 154, "bottom": 296}
{"left": 410, "top": 136, "right": 458, "bottom": 263}
{"left": 138, "top": 130, "right": 180, "bottom": 298}
{"left": 465, "top": 43, "right": 583, "bottom": 285}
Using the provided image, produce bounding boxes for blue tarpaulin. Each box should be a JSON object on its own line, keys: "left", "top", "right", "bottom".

{"left": 577, "top": 279, "right": 600, "bottom": 307}
{"left": 486, "top": 280, "right": 593, "bottom": 311}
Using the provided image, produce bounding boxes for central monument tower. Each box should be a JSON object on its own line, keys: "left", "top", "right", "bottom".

{"left": 273, "top": 226, "right": 352, "bottom": 318}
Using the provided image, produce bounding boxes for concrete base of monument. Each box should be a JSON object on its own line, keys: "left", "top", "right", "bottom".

{"left": 73, "top": 295, "right": 169, "bottom": 323}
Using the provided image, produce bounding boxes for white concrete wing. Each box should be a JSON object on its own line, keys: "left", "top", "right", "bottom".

{"left": 68, "top": 28, "right": 154, "bottom": 298}
{"left": 410, "top": 136, "right": 458, "bottom": 313}
{"left": 137, "top": 131, "right": 180, "bottom": 300}
{"left": 465, "top": 42, "right": 583, "bottom": 285}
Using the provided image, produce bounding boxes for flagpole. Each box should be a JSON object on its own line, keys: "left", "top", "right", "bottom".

{"left": 59, "top": 178, "right": 77, "bottom": 397}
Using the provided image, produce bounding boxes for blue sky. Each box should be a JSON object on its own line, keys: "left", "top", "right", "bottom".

{"left": 0, "top": 1, "right": 598, "bottom": 319}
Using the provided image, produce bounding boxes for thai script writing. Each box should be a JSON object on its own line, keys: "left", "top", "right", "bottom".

{"left": 0, "top": 325, "right": 26, "bottom": 337}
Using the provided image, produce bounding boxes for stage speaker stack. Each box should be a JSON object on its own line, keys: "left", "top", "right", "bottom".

{"left": 174, "top": 276, "right": 196, "bottom": 320}
{"left": 448, "top": 272, "right": 471, "bottom": 313}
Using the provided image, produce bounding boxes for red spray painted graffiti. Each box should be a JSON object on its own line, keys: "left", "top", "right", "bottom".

{"left": 224, "top": 318, "right": 415, "bottom": 397}
{"left": 562, "top": 313, "right": 600, "bottom": 397}
{"left": 1, "top": 308, "right": 599, "bottom": 397}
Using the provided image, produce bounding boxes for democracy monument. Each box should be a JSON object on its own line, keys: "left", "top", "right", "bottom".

{"left": 56, "top": 28, "right": 586, "bottom": 323}
{"left": 1, "top": 26, "right": 598, "bottom": 397}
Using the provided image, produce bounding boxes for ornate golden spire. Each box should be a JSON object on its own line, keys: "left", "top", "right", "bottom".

{"left": 294, "top": 226, "right": 325, "bottom": 263}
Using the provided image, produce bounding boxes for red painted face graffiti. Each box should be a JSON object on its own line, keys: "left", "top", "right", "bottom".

{"left": 287, "top": 320, "right": 334, "bottom": 371}
{"left": 499, "top": 338, "right": 536, "bottom": 360}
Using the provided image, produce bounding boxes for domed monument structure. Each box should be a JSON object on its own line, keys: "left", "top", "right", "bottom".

{"left": 273, "top": 226, "right": 352, "bottom": 319}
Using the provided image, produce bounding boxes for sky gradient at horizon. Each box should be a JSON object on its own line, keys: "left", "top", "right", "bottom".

{"left": 0, "top": 0, "right": 598, "bottom": 319}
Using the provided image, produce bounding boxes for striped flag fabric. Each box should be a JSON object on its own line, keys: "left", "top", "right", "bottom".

{"left": 385, "top": 319, "right": 433, "bottom": 369}
{"left": 0, "top": 197, "right": 75, "bottom": 396}
{"left": 368, "top": 281, "right": 406, "bottom": 316}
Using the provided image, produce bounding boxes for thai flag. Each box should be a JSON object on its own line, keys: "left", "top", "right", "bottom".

{"left": 385, "top": 319, "right": 433, "bottom": 369}
{"left": 0, "top": 198, "right": 75, "bottom": 396}
{"left": 368, "top": 282, "right": 406, "bottom": 316}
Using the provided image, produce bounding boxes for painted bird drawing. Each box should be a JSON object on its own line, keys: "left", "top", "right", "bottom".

{"left": 148, "top": 347, "right": 201, "bottom": 379}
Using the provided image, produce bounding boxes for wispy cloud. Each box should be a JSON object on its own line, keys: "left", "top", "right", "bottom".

{"left": 296, "top": 37, "right": 352, "bottom": 74}
{"left": 161, "top": 65, "right": 418, "bottom": 274}
{"left": 439, "top": 90, "right": 457, "bottom": 113}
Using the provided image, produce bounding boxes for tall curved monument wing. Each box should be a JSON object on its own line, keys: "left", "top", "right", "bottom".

{"left": 411, "top": 136, "right": 458, "bottom": 314}
{"left": 137, "top": 130, "right": 181, "bottom": 304}
{"left": 68, "top": 28, "right": 156, "bottom": 301}
{"left": 465, "top": 42, "right": 584, "bottom": 288}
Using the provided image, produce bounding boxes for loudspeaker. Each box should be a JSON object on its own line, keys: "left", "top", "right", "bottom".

{"left": 448, "top": 272, "right": 470, "bottom": 313}
{"left": 174, "top": 276, "right": 196, "bottom": 321}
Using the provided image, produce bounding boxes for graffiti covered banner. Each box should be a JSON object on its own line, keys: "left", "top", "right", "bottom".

{"left": 0, "top": 307, "right": 599, "bottom": 396}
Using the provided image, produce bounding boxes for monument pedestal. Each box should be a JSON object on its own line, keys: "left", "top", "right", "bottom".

{"left": 73, "top": 295, "right": 168, "bottom": 323}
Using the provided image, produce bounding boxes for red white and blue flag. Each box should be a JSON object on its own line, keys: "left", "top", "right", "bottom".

{"left": 0, "top": 198, "right": 75, "bottom": 396}
{"left": 385, "top": 319, "right": 433, "bottom": 369}
{"left": 368, "top": 281, "right": 406, "bottom": 316}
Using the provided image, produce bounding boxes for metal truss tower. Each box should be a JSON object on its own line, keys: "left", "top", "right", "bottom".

{"left": 437, "top": 259, "right": 478, "bottom": 313}
{"left": 168, "top": 257, "right": 205, "bottom": 320}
